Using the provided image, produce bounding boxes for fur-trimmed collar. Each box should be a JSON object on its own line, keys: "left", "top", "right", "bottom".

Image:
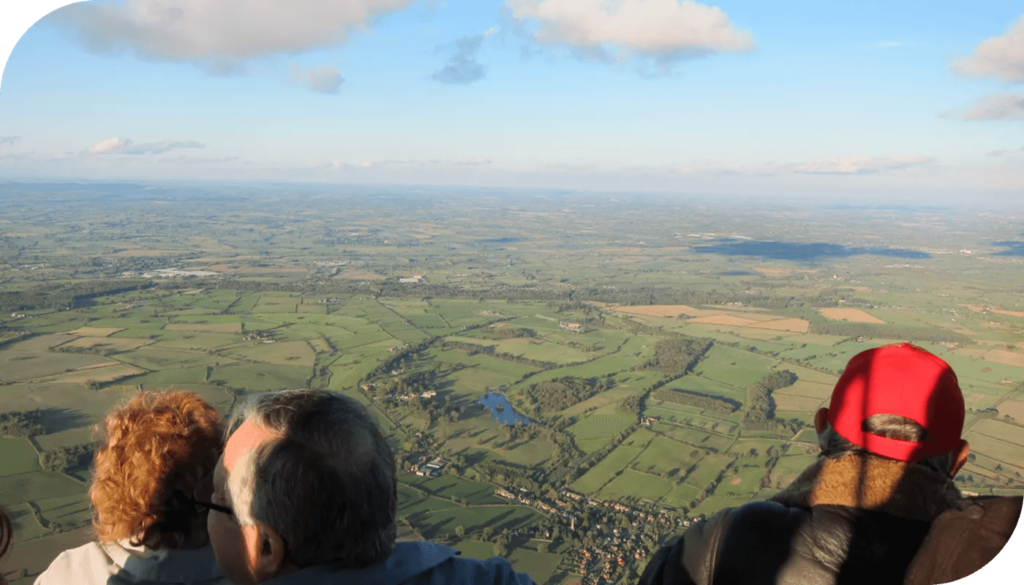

{"left": 770, "top": 452, "right": 962, "bottom": 523}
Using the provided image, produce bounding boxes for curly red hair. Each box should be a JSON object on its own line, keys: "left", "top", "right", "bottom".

{"left": 90, "top": 391, "right": 224, "bottom": 549}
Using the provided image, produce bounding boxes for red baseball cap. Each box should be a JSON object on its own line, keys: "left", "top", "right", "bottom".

{"left": 827, "top": 343, "right": 964, "bottom": 463}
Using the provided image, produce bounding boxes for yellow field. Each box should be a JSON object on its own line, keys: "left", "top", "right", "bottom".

{"left": 60, "top": 336, "right": 153, "bottom": 351}
{"left": 39, "top": 363, "right": 147, "bottom": 384}
{"left": 614, "top": 305, "right": 701, "bottom": 318}
{"left": 997, "top": 401, "right": 1024, "bottom": 423}
{"left": 972, "top": 419, "right": 1024, "bottom": 447}
{"left": 982, "top": 350, "right": 1024, "bottom": 367}
{"left": 962, "top": 432, "right": 1024, "bottom": 469}
{"left": 952, "top": 348, "right": 988, "bottom": 358}
{"left": 226, "top": 340, "right": 316, "bottom": 367}
{"left": 961, "top": 306, "right": 1024, "bottom": 318}
{"left": 165, "top": 323, "right": 242, "bottom": 334}
{"left": 69, "top": 327, "right": 123, "bottom": 337}
{"left": 818, "top": 308, "right": 886, "bottom": 324}
{"left": 775, "top": 380, "right": 834, "bottom": 399}
{"left": 688, "top": 315, "right": 758, "bottom": 327}
{"left": 307, "top": 338, "right": 332, "bottom": 353}
{"left": 747, "top": 318, "right": 809, "bottom": 333}
{"left": 773, "top": 393, "right": 825, "bottom": 412}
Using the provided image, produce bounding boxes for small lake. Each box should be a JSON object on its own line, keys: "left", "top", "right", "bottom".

{"left": 479, "top": 392, "right": 533, "bottom": 426}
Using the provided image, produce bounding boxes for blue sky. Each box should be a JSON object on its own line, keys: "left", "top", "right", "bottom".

{"left": 0, "top": 1, "right": 1021, "bottom": 201}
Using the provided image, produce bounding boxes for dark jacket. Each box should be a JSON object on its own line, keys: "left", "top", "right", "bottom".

{"left": 261, "top": 541, "right": 536, "bottom": 585}
{"left": 639, "top": 452, "right": 1022, "bottom": 585}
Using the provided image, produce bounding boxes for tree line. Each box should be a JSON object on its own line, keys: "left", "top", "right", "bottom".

{"left": 524, "top": 376, "right": 616, "bottom": 413}
{"left": 638, "top": 337, "right": 715, "bottom": 376}
{"left": 742, "top": 370, "right": 801, "bottom": 435}
{"left": 0, "top": 410, "right": 46, "bottom": 438}
{"left": 441, "top": 340, "right": 558, "bottom": 370}
{"left": 0, "top": 280, "right": 153, "bottom": 312}
{"left": 650, "top": 388, "right": 739, "bottom": 414}
{"left": 39, "top": 443, "right": 95, "bottom": 474}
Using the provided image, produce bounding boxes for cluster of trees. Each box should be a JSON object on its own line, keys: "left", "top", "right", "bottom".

{"left": 39, "top": 443, "right": 95, "bottom": 473}
{"left": 492, "top": 327, "right": 536, "bottom": 339}
{"left": 442, "top": 340, "right": 557, "bottom": 370}
{"left": 0, "top": 410, "right": 46, "bottom": 437}
{"left": 55, "top": 344, "right": 118, "bottom": 356}
{"left": 0, "top": 280, "right": 153, "bottom": 312}
{"left": 651, "top": 388, "right": 738, "bottom": 414}
{"left": 619, "top": 395, "right": 643, "bottom": 415}
{"left": 807, "top": 319, "right": 971, "bottom": 344}
{"left": 361, "top": 338, "right": 435, "bottom": 382}
{"left": 524, "top": 376, "right": 616, "bottom": 413}
{"left": 200, "top": 276, "right": 852, "bottom": 312}
{"left": 638, "top": 337, "right": 714, "bottom": 376}
{"left": 742, "top": 370, "right": 801, "bottom": 434}
{"left": 477, "top": 460, "right": 538, "bottom": 490}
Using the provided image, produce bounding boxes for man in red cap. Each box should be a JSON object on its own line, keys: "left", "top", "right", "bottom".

{"left": 639, "top": 343, "right": 1022, "bottom": 585}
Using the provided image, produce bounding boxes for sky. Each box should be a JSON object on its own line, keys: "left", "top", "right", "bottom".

{"left": 0, "top": 1, "right": 1021, "bottom": 202}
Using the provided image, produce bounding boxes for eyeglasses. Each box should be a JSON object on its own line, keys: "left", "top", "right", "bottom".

{"left": 171, "top": 488, "right": 292, "bottom": 562}
{"left": 170, "top": 489, "right": 234, "bottom": 518}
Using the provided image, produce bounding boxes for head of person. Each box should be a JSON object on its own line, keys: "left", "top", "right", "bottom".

{"left": 814, "top": 343, "right": 970, "bottom": 477}
{"left": 91, "top": 391, "right": 224, "bottom": 549}
{"left": 207, "top": 389, "right": 397, "bottom": 585}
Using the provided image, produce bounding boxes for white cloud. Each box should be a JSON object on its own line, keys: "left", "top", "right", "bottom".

{"left": 957, "top": 92, "right": 1024, "bottom": 121}
{"left": 53, "top": 0, "right": 414, "bottom": 67}
{"left": 951, "top": 15, "right": 1024, "bottom": 82}
{"left": 0, "top": 136, "right": 21, "bottom": 147}
{"left": 88, "top": 136, "right": 125, "bottom": 154}
{"left": 87, "top": 137, "right": 205, "bottom": 155}
{"left": 794, "top": 155, "right": 933, "bottom": 175}
{"left": 290, "top": 64, "right": 344, "bottom": 93}
{"left": 506, "top": 0, "right": 753, "bottom": 60}
{"left": 318, "top": 157, "right": 492, "bottom": 169}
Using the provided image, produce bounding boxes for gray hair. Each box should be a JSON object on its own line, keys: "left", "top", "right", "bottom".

{"left": 819, "top": 413, "right": 957, "bottom": 476}
{"left": 225, "top": 389, "right": 397, "bottom": 569}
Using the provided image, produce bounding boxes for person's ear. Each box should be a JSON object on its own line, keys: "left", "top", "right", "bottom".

{"left": 252, "top": 522, "right": 288, "bottom": 583}
{"left": 241, "top": 522, "right": 287, "bottom": 583}
{"left": 814, "top": 408, "right": 829, "bottom": 435}
{"left": 950, "top": 439, "right": 970, "bottom": 479}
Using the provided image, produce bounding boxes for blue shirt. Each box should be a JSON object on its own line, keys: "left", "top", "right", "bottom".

{"left": 263, "top": 542, "right": 537, "bottom": 585}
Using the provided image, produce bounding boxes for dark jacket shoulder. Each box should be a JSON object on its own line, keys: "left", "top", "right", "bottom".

{"left": 639, "top": 501, "right": 935, "bottom": 585}
{"left": 904, "top": 495, "right": 1023, "bottom": 585}
{"left": 640, "top": 497, "right": 1023, "bottom": 585}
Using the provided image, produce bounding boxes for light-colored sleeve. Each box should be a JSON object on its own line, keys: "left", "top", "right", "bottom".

{"left": 33, "top": 551, "right": 69, "bottom": 585}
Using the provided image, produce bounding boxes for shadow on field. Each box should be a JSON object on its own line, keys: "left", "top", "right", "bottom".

{"left": 35, "top": 407, "right": 91, "bottom": 435}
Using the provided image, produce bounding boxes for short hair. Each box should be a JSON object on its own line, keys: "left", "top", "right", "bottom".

{"left": 819, "top": 413, "right": 956, "bottom": 475}
{"left": 225, "top": 389, "right": 396, "bottom": 569}
{"left": 90, "top": 391, "right": 224, "bottom": 549}
{"left": 0, "top": 506, "right": 11, "bottom": 585}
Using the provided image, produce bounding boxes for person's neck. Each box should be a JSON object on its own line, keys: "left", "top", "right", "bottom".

{"left": 771, "top": 451, "right": 961, "bottom": 522}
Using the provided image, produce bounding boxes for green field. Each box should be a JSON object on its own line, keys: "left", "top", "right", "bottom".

{"left": 567, "top": 414, "right": 631, "bottom": 442}
{"left": 2, "top": 191, "right": 1024, "bottom": 585}
{"left": 571, "top": 446, "right": 644, "bottom": 494}
{"left": 0, "top": 438, "right": 41, "bottom": 476}
{"left": 209, "top": 363, "right": 312, "bottom": 391}
{"left": 598, "top": 469, "right": 674, "bottom": 502}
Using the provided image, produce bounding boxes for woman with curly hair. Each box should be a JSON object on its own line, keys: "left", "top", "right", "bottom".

{"left": 35, "top": 391, "right": 231, "bottom": 585}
